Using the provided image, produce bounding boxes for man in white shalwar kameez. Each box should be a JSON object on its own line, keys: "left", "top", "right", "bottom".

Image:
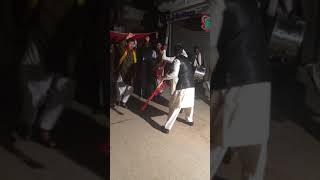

{"left": 161, "top": 44, "right": 195, "bottom": 134}
{"left": 161, "top": 48, "right": 188, "bottom": 95}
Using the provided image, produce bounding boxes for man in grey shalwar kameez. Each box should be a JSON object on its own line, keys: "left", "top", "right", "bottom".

{"left": 210, "top": 0, "right": 271, "bottom": 180}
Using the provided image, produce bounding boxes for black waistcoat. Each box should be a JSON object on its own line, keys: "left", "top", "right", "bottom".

{"left": 176, "top": 55, "right": 195, "bottom": 90}
{"left": 212, "top": 0, "right": 271, "bottom": 90}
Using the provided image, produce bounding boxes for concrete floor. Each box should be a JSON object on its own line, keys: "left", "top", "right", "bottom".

{"left": 0, "top": 102, "right": 107, "bottom": 180}
{"left": 2, "top": 75, "right": 320, "bottom": 180}
{"left": 110, "top": 90, "right": 211, "bottom": 180}
{"left": 0, "top": 141, "right": 103, "bottom": 180}
{"left": 111, "top": 87, "right": 320, "bottom": 180}
{"left": 220, "top": 120, "right": 320, "bottom": 180}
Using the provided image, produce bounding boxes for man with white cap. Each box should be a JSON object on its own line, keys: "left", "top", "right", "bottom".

{"left": 161, "top": 43, "right": 195, "bottom": 133}
{"left": 161, "top": 45, "right": 189, "bottom": 95}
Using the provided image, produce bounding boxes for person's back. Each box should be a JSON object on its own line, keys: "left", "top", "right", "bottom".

{"left": 176, "top": 55, "right": 195, "bottom": 90}
{"left": 212, "top": 0, "right": 270, "bottom": 90}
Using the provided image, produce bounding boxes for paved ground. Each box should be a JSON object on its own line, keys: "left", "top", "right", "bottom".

{"left": 0, "top": 142, "right": 103, "bottom": 180}
{"left": 0, "top": 102, "right": 108, "bottom": 180}
{"left": 220, "top": 120, "right": 320, "bottom": 180}
{"left": 110, "top": 89, "right": 211, "bottom": 180}
{"left": 111, "top": 85, "right": 320, "bottom": 180}
{"left": 2, "top": 66, "right": 320, "bottom": 180}
{"left": 219, "top": 65, "right": 320, "bottom": 180}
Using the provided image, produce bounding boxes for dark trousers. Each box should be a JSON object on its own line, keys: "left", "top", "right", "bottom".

{"left": 137, "top": 60, "right": 155, "bottom": 98}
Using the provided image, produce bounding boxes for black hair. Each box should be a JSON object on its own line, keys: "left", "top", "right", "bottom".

{"left": 174, "top": 43, "right": 183, "bottom": 56}
{"left": 127, "top": 38, "right": 135, "bottom": 43}
{"left": 156, "top": 41, "right": 163, "bottom": 45}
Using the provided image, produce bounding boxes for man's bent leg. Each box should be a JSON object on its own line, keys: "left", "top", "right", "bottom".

{"left": 237, "top": 143, "right": 268, "bottom": 180}
{"left": 184, "top": 107, "right": 194, "bottom": 122}
{"left": 116, "top": 75, "right": 126, "bottom": 102}
{"left": 38, "top": 77, "right": 74, "bottom": 147}
{"left": 211, "top": 90, "right": 226, "bottom": 178}
{"left": 164, "top": 107, "right": 181, "bottom": 130}
{"left": 211, "top": 146, "right": 228, "bottom": 178}
{"left": 39, "top": 77, "right": 74, "bottom": 130}
{"left": 122, "top": 85, "right": 134, "bottom": 103}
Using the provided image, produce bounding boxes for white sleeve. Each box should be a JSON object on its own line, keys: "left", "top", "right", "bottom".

{"left": 162, "top": 49, "right": 176, "bottom": 63}
{"left": 198, "top": 53, "right": 202, "bottom": 66}
{"left": 181, "top": 49, "right": 188, "bottom": 58}
{"left": 163, "top": 60, "right": 180, "bottom": 80}
{"left": 152, "top": 50, "right": 157, "bottom": 59}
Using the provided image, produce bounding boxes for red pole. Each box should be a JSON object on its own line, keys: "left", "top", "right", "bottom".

{"left": 140, "top": 80, "right": 167, "bottom": 112}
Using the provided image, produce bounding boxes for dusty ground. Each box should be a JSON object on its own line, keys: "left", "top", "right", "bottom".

{"left": 110, "top": 89, "right": 211, "bottom": 180}
{"left": 0, "top": 102, "right": 107, "bottom": 180}
{"left": 220, "top": 120, "right": 320, "bottom": 180}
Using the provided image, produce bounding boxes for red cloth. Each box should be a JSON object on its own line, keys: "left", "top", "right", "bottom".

{"left": 109, "top": 31, "right": 156, "bottom": 42}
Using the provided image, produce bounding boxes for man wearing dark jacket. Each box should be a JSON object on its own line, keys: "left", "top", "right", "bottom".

{"left": 137, "top": 35, "right": 156, "bottom": 98}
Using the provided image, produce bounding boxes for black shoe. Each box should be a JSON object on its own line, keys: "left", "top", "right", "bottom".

{"left": 161, "top": 126, "right": 170, "bottom": 134}
{"left": 16, "top": 125, "right": 32, "bottom": 141}
{"left": 39, "top": 130, "right": 56, "bottom": 148}
{"left": 213, "top": 175, "right": 228, "bottom": 180}
{"left": 222, "top": 149, "right": 234, "bottom": 164}
{"left": 186, "top": 122, "right": 194, "bottom": 126}
{"left": 121, "top": 102, "right": 128, "bottom": 108}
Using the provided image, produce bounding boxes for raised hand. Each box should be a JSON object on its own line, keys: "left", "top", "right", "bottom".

{"left": 145, "top": 36, "right": 150, "bottom": 42}
{"left": 126, "top": 33, "right": 135, "bottom": 39}
{"left": 163, "top": 44, "right": 168, "bottom": 50}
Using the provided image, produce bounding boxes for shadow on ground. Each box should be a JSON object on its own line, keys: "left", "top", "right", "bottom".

{"left": 271, "top": 62, "right": 320, "bottom": 141}
{"left": 0, "top": 136, "right": 46, "bottom": 169}
{"left": 54, "top": 109, "right": 108, "bottom": 178}
{"left": 0, "top": 109, "right": 47, "bottom": 170}
{"left": 153, "top": 95, "right": 170, "bottom": 107}
{"left": 126, "top": 96, "right": 188, "bottom": 133}
{"left": 195, "top": 82, "right": 210, "bottom": 105}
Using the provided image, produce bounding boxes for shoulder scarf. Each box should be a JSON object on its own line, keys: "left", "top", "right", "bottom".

{"left": 119, "top": 48, "right": 137, "bottom": 65}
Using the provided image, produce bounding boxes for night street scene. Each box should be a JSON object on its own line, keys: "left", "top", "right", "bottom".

{"left": 1, "top": 0, "right": 320, "bottom": 180}
{"left": 1, "top": 0, "right": 108, "bottom": 180}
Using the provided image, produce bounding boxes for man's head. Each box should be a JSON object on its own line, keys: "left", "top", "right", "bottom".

{"left": 174, "top": 43, "right": 184, "bottom": 56}
{"left": 156, "top": 42, "right": 162, "bottom": 51}
{"left": 127, "top": 38, "right": 135, "bottom": 50}
{"left": 194, "top": 46, "right": 200, "bottom": 54}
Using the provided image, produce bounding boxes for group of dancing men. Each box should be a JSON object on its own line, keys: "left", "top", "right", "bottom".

{"left": 111, "top": 0, "right": 273, "bottom": 179}
{"left": 110, "top": 32, "right": 203, "bottom": 134}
